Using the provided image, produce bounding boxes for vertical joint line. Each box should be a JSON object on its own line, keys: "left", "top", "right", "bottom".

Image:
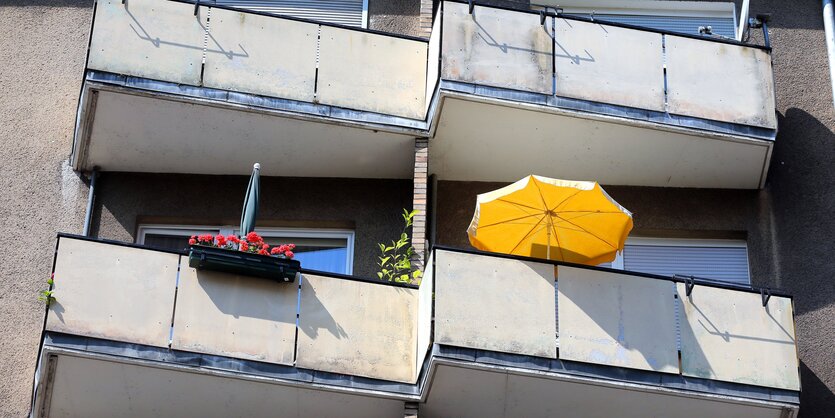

{"left": 551, "top": 15, "right": 557, "bottom": 96}
{"left": 169, "top": 261, "right": 182, "bottom": 348}
{"left": 199, "top": 7, "right": 211, "bottom": 87}
{"left": 661, "top": 34, "right": 669, "bottom": 111}
{"left": 313, "top": 25, "right": 322, "bottom": 102}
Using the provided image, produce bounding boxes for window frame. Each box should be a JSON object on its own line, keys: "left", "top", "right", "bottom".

{"left": 137, "top": 224, "right": 355, "bottom": 275}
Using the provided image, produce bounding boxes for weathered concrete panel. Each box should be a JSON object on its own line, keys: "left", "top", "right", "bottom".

{"left": 46, "top": 237, "right": 177, "bottom": 348}
{"left": 317, "top": 26, "right": 427, "bottom": 119}
{"left": 416, "top": 253, "right": 434, "bottom": 377}
{"left": 434, "top": 250, "right": 557, "bottom": 358}
{"left": 557, "top": 266, "right": 679, "bottom": 373}
{"left": 171, "top": 266, "right": 298, "bottom": 365}
{"left": 88, "top": 0, "right": 206, "bottom": 85}
{"left": 677, "top": 283, "right": 800, "bottom": 390}
{"left": 554, "top": 19, "right": 664, "bottom": 112}
{"left": 666, "top": 36, "right": 777, "bottom": 129}
{"left": 296, "top": 274, "right": 418, "bottom": 383}
{"left": 441, "top": 1, "right": 552, "bottom": 94}
{"left": 203, "top": 9, "right": 318, "bottom": 102}
{"left": 425, "top": 6, "right": 442, "bottom": 115}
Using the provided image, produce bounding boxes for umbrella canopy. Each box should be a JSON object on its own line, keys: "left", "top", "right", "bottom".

{"left": 240, "top": 163, "right": 261, "bottom": 236}
{"left": 467, "top": 175, "right": 632, "bottom": 265}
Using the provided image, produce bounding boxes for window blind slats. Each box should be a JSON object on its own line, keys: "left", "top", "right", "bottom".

{"left": 623, "top": 245, "right": 750, "bottom": 285}
{"left": 566, "top": 13, "right": 736, "bottom": 38}
{"left": 213, "top": 0, "right": 365, "bottom": 27}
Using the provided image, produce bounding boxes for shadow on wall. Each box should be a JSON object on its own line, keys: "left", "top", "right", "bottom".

{"left": 768, "top": 108, "right": 835, "bottom": 416}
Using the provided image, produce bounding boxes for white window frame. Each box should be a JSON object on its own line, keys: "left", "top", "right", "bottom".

{"left": 361, "top": 0, "right": 369, "bottom": 29}
{"left": 137, "top": 224, "right": 355, "bottom": 275}
{"left": 609, "top": 237, "right": 750, "bottom": 281}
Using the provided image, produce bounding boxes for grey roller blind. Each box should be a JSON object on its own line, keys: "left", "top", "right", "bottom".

{"left": 623, "top": 244, "right": 750, "bottom": 285}
{"left": 567, "top": 13, "right": 736, "bottom": 38}
{"left": 213, "top": 0, "right": 365, "bottom": 27}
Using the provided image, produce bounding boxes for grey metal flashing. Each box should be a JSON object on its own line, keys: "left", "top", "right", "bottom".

{"left": 41, "top": 332, "right": 799, "bottom": 407}
{"left": 432, "top": 344, "right": 800, "bottom": 406}
{"left": 440, "top": 79, "right": 777, "bottom": 142}
{"left": 84, "top": 71, "right": 430, "bottom": 134}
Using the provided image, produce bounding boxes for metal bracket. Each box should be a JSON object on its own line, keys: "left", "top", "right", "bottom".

{"left": 194, "top": 0, "right": 200, "bottom": 16}
{"left": 761, "top": 287, "right": 771, "bottom": 307}
{"left": 468, "top": 0, "right": 475, "bottom": 14}
{"left": 540, "top": 10, "right": 546, "bottom": 26}
{"left": 590, "top": 10, "right": 595, "bottom": 22}
{"left": 676, "top": 275, "right": 696, "bottom": 297}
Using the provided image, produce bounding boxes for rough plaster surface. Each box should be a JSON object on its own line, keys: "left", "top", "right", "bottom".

{"left": 92, "top": 173, "right": 412, "bottom": 278}
{"left": 0, "top": 1, "right": 91, "bottom": 415}
{"left": 369, "top": 0, "right": 420, "bottom": 37}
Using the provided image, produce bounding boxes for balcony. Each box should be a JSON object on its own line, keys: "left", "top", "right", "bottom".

{"left": 72, "top": 0, "right": 432, "bottom": 179}
{"left": 33, "top": 235, "right": 799, "bottom": 416}
{"left": 72, "top": 0, "right": 776, "bottom": 187}
{"left": 428, "top": 1, "right": 776, "bottom": 189}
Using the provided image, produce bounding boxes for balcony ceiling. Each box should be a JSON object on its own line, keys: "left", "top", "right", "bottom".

{"left": 422, "top": 362, "right": 795, "bottom": 418}
{"left": 73, "top": 87, "right": 416, "bottom": 179}
{"left": 38, "top": 352, "right": 405, "bottom": 418}
{"left": 430, "top": 95, "right": 773, "bottom": 189}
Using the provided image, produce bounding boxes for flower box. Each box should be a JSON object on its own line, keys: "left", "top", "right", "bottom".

{"left": 188, "top": 245, "right": 301, "bottom": 283}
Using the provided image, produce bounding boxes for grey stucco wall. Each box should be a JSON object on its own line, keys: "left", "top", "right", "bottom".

{"left": 91, "top": 173, "right": 413, "bottom": 278}
{"left": 369, "top": 0, "right": 421, "bottom": 37}
{"left": 0, "top": 0, "right": 91, "bottom": 415}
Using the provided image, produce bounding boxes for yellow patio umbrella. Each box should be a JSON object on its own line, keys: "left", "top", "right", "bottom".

{"left": 467, "top": 175, "right": 633, "bottom": 265}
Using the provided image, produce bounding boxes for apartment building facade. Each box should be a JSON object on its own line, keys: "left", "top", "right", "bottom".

{"left": 0, "top": 0, "right": 833, "bottom": 416}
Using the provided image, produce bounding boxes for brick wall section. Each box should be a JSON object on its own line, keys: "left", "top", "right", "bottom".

{"left": 419, "top": 0, "right": 434, "bottom": 38}
{"left": 412, "top": 139, "right": 429, "bottom": 273}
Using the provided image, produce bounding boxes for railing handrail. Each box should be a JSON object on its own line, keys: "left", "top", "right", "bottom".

{"left": 444, "top": 0, "right": 771, "bottom": 52}
{"left": 162, "top": 0, "right": 429, "bottom": 43}
{"left": 431, "top": 245, "right": 792, "bottom": 299}
{"left": 55, "top": 233, "right": 419, "bottom": 289}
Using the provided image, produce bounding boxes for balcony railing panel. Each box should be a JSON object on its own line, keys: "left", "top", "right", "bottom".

{"left": 553, "top": 18, "right": 665, "bottom": 112}
{"left": 171, "top": 267, "right": 299, "bottom": 365}
{"left": 434, "top": 249, "right": 558, "bottom": 359}
{"left": 666, "top": 35, "right": 777, "bottom": 129}
{"left": 557, "top": 266, "right": 679, "bottom": 374}
{"left": 316, "top": 26, "right": 428, "bottom": 120}
{"left": 424, "top": 6, "right": 442, "bottom": 115}
{"left": 441, "top": 1, "right": 553, "bottom": 95}
{"left": 295, "top": 273, "right": 420, "bottom": 383}
{"left": 416, "top": 253, "right": 435, "bottom": 377}
{"left": 202, "top": 8, "right": 318, "bottom": 102}
{"left": 88, "top": 0, "right": 206, "bottom": 85}
{"left": 677, "top": 283, "right": 800, "bottom": 391}
{"left": 46, "top": 237, "right": 178, "bottom": 348}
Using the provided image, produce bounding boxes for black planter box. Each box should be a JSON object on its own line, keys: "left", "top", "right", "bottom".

{"left": 188, "top": 245, "right": 300, "bottom": 283}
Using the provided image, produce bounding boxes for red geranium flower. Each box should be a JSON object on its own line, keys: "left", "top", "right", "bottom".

{"left": 227, "top": 235, "right": 240, "bottom": 244}
{"left": 246, "top": 232, "right": 262, "bottom": 243}
{"left": 288, "top": 244, "right": 296, "bottom": 250}
{"left": 261, "top": 243, "right": 269, "bottom": 250}
{"left": 239, "top": 241, "right": 249, "bottom": 252}
{"left": 258, "top": 249, "right": 268, "bottom": 255}
{"left": 284, "top": 250, "right": 294, "bottom": 259}
{"left": 216, "top": 234, "right": 227, "bottom": 246}
{"left": 270, "top": 247, "right": 282, "bottom": 255}
{"left": 188, "top": 238, "right": 197, "bottom": 245}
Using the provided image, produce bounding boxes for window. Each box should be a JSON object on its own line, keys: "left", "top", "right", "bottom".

{"left": 137, "top": 225, "right": 355, "bottom": 275}
{"left": 536, "top": 1, "right": 739, "bottom": 39}
{"left": 600, "top": 237, "right": 750, "bottom": 286}
{"left": 213, "top": 0, "right": 369, "bottom": 28}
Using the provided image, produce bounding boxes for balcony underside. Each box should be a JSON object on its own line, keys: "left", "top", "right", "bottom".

{"left": 430, "top": 90, "right": 774, "bottom": 189}
{"left": 72, "top": 75, "right": 420, "bottom": 179}
{"left": 36, "top": 336, "right": 799, "bottom": 418}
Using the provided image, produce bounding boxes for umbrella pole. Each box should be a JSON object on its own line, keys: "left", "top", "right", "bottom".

{"left": 546, "top": 215, "right": 552, "bottom": 260}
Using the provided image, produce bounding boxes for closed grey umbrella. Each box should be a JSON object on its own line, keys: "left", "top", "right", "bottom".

{"left": 240, "top": 163, "right": 260, "bottom": 236}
